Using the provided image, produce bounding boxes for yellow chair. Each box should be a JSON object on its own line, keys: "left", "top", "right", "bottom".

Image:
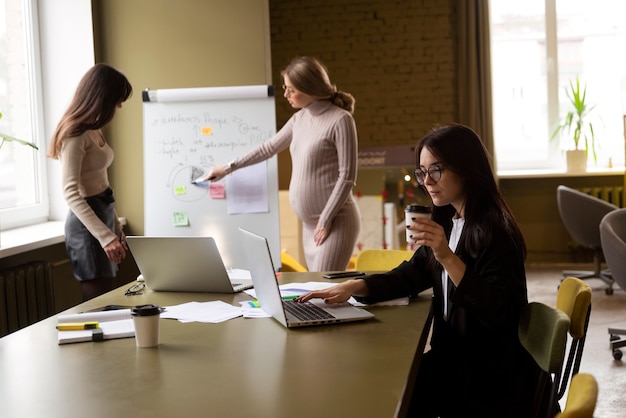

{"left": 354, "top": 249, "right": 412, "bottom": 271}
{"left": 554, "top": 373, "right": 598, "bottom": 418}
{"left": 556, "top": 277, "right": 592, "bottom": 400}
{"left": 518, "top": 302, "right": 570, "bottom": 418}
{"left": 280, "top": 250, "right": 307, "bottom": 272}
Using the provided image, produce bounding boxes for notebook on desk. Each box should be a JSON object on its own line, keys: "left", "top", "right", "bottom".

{"left": 126, "top": 236, "right": 252, "bottom": 293}
{"left": 238, "top": 228, "right": 374, "bottom": 328}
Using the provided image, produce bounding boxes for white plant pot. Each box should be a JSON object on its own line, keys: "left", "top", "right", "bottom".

{"left": 566, "top": 149, "right": 587, "bottom": 173}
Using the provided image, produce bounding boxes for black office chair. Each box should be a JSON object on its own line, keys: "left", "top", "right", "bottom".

{"left": 557, "top": 185, "right": 617, "bottom": 294}
{"left": 600, "top": 208, "right": 626, "bottom": 360}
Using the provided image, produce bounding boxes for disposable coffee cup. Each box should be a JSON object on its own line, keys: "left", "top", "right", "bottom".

{"left": 405, "top": 205, "right": 432, "bottom": 249}
{"left": 131, "top": 304, "right": 161, "bottom": 348}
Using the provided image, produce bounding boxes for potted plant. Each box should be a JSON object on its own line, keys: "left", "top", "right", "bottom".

{"left": 0, "top": 111, "right": 38, "bottom": 150}
{"left": 551, "top": 76, "right": 599, "bottom": 172}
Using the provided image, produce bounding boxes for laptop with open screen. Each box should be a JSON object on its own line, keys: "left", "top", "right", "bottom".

{"left": 238, "top": 228, "right": 374, "bottom": 327}
{"left": 126, "top": 236, "right": 252, "bottom": 293}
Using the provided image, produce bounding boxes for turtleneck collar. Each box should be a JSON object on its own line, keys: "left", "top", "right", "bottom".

{"left": 303, "top": 100, "right": 333, "bottom": 116}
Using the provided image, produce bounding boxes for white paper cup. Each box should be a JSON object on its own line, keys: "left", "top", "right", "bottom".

{"left": 405, "top": 205, "right": 432, "bottom": 250}
{"left": 131, "top": 304, "right": 161, "bottom": 348}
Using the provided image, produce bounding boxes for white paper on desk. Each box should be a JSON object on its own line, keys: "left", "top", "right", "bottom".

{"left": 57, "top": 309, "right": 132, "bottom": 323}
{"left": 243, "top": 281, "right": 332, "bottom": 299}
{"left": 245, "top": 282, "right": 409, "bottom": 306}
{"left": 161, "top": 301, "right": 242, "bottom": 323}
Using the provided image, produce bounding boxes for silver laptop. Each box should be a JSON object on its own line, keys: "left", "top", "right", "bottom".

{"left": 238, "top": 228, "right": 374, "bottom": 327}
{"left": 126, "top": 236, "right": 252, "bottom": 293}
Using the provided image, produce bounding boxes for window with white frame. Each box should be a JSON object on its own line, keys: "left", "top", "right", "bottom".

{"left": 0, "top": 0, "right": 48, "bottom": 230}
{"left": 490, "top": 0, "right": 626, "bottom": 172}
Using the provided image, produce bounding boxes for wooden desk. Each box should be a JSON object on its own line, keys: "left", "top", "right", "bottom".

{"left": 0, "top": 272, "right": 432, "bottom": 418}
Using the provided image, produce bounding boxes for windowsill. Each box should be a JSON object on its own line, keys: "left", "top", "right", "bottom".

{"left": 0, "top": 221, "right": 66, "bottom": 259}
{"left": 498, "top": 166, "right": 625, "bottom": 179}
{"left": 0, "top": 217, "right": 128, "bottom": 259}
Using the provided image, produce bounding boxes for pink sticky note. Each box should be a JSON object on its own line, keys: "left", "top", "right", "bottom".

{"left": 209, "top": 183, "right": 225, "bottom": 199}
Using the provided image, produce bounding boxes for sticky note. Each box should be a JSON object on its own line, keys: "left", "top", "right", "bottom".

{"left": 201, "top": 127, "right": 213, "bottom": 136}
{"left": 175, "top": 185, "right": 187, "bottom": 195}
{"left": 173, "top": 211, "right": 189, "bottom": 227}
{"left": 210, "top": 183, "right": 225, "bottom": 199}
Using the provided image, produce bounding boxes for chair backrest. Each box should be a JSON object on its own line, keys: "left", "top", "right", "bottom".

{"left": 280, "top": 250, "right": 307, "bottom": 272}
{"left": 557, "top": 185, "right": 618, "bottom": 249}
{"left": 519, "top": 302, "right": 570, "bottom": 418}
{"left": 354, "top": 249, "right": 413, "bottom": 271}
{"left": 557, "top": 277, "right": 592, "bottom": 340}
{"left": 600, "top": 208, "right": 626, "bottom": 291}
{"left": 556, "top": 277, "right": 592, "bottom": 400}
{"left": 519, "top": 302, "right": 570, "bottom": 374}
{"left": 554, "top": 373, "right": 599, "bottom": 418}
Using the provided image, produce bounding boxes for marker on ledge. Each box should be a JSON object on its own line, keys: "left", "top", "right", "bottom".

{"left": 56, "top": 321, "right": 99, "bottom": 331}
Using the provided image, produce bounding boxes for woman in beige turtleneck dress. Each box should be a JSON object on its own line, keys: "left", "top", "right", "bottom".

{"left": 201, "top": 56, "right": 360, "bottom": 271}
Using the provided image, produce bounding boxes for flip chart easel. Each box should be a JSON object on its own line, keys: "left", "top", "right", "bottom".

{"left": 142, "top": 85, "right": 281, "bottom": 270}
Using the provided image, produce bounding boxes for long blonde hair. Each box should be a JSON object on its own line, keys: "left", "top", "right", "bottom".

{"left": 48, "top": 63, "right": 132, "bottom": 159}
{"left": 281, "top": 56, "right": 355, "bottom": 114}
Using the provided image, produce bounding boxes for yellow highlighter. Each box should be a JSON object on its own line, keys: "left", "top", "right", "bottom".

{"left": 56, "top": 321, "right": 99, "bottom": 331}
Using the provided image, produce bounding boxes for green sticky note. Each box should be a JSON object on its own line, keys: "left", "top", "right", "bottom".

{"left": 173, "top": 211, "right": 189, "bottom": 227}
{"left": 175, "top": 185, "right": 187, "bottom": 195}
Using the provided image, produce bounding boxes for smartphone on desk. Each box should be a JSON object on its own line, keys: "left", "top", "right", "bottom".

{"left": 322, "top": 271, "right": 366, "bottom": 279}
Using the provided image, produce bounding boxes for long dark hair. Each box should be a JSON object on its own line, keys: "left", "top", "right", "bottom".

{"left": 48, "top": 63, "right": 132, "bottom": 159}
{"left": 416, "top": 124, "right": 526, "bottom": 264}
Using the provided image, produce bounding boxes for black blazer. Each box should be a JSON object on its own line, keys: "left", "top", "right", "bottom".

{"left": 356, "top": 223, "right": 541, "bottom": 416}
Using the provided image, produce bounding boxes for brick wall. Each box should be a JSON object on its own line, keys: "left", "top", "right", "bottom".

{"left": 269, "top": 0, "right": 458, "bottom": 148}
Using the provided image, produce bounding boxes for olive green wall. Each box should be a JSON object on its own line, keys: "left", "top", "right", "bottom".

{"left": 92, "top": 0, "right": 272, "bottom": 237}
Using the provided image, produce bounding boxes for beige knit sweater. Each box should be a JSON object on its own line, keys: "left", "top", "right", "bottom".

{"left": 60, "top": 130, "right": 120, "bottom": 248}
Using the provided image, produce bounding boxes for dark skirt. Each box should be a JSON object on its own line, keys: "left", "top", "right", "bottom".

{"left": 65, "top": 188, "right": 118, "bottom": 281}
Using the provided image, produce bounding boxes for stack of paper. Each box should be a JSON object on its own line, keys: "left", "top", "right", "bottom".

{"left": 160, "top": 301, "right": 242, "bottom": 323}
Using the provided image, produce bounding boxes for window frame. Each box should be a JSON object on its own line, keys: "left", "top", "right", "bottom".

{"left": 490, "top": 0, "right": 626, "bottom": 175}
{"left": 0, "top": 0, "right": 49, "bottom": 230}
{"left": 0, "top": 0, "right": 95, "bottom": 233}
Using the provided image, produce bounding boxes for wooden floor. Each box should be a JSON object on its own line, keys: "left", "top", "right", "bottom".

{"left": 526, "top": 263, "right": 626, "bottom": 417}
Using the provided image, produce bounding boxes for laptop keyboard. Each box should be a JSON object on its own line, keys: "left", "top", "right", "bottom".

{"left": 283, "top": 300, "right": 336, "bottom": 321}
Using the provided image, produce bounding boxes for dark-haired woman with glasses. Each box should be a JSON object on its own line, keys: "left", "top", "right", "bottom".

{"left": 297, "top": 124, "right": 546, "bottom": 417}
{"left": 197, "top": 56, "right": 360, "bottom": 272}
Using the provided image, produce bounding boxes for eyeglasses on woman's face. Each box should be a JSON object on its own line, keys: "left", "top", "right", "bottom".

{"left": 282, "top": 84, "right": 297, "bottom": 96}
{"left": 414, "top": 164, "right": 444, "bottom": 185}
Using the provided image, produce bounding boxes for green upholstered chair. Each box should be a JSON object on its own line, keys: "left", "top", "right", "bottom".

{"left": 556, "top": 277, "right": 592, "bottom": 400}
{"left": 554, "top": 373, "right": 599, "bottom": 418}
{"left": 519, "top": 301, "right": 570, "bottom": 418}
{"left": 354, "top": 249, "right": 413, "bottom": 271}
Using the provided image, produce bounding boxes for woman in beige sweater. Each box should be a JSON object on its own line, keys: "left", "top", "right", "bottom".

{"left": 48, "top": 64, "right": 133, "bottom": 300}
{"left": 201, "top": 56, "right": 360, "bottom": 271}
